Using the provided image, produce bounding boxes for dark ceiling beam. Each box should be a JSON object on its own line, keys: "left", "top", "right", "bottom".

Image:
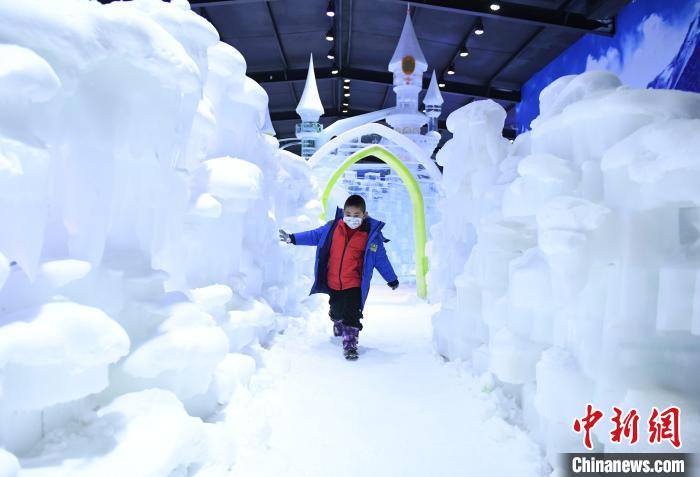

{"left": 381, "top": 0, "right": 614, "bottom": 35}
{"left": 189, "top": 0, "right": 278, "bottom": 7}
{"left": 437, "top": 17, "right": 477, "bottom": 86}
{"left": 251, "top": 67, "right": 520, "bottom": 102}
{"left": 345, "top": 0, "right": 354, "bottom": 66}
{"left": 265, "top": 2, "right": 297, "bottom": 104}
{"left": 271, "top": 111, "right": 313, "bottom": 121}
{"left": 485, "top": 26, "right": 543, "bottom": 87}
{"left": 485, "top": 0, "right": 577, "bottom": 88}
{"left": 439, "top": 77, "right": 519, "bottom": 101}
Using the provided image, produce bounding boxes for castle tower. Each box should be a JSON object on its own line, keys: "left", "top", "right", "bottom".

{"left": 423, "top": 70, "right": 444, "bottom": 133}
{"left": 385, "top": 10, "right": 428, "bottom": 134}
{"left": 295, "top": 53, "right": 324, "bottom": 159}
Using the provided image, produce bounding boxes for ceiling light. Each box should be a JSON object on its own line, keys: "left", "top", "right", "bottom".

{"left": 326, "top": 0, "right": 335, "bottom": 17}
{"left": 344, "top": 92, "right": 350, "bottom": 97}
{"left": 327, "top": 48, "right": 335, "bottom": 60}
{"left": 447, "top": 63, "right": 455, "bottom": 75}
{"left": 438, "top": 82, "right": 445, "bottom": 88}
{"left": 343, "top": 102, "right": 349, "bottom": 107}
{"left": 459, "top": 46, "right": 469, "bottom": 57}
{"left": 331, "top": 63, "right": 339, "bottom": 74}
{"left": 489, "top": 3, "right": 500, "bottom": 11}
{"left": 343, "top": 78, "right": 351, "bottom": 83}
{"left": 325, "top": 28, "right": 335, "bottom": 42}
{"left": 474, "top": 18, "right": 485, "bottom": 35}
{"left": 343, "top": 84, "right": 350, "bottom": 90}
{"left": 342, "top": 109, "right": 348, "bottom": 113}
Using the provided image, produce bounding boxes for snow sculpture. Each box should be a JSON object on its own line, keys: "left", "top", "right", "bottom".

{"left": 430, "top": 71, "right": 700, "bottom": 469}
{"left": 295, "top": 54, "right": 325, "bottom": 159}
{"left": 0, "top": 0, "right": 320, "bottom": 470}
{"left": 423, "top": 71, "right": 444, "bottom": 133}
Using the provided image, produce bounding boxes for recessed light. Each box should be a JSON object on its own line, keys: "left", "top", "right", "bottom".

{"left": 343, "top": 79, "right": 351, "bottom": 83}
{"left": 344, "top": 92, "right": 350, "bottom": 97}
{"left": 474, "top": 18, "right": 485, "bottom": 35}
{"left": 490, "top": 3, "right": 500, "bottom": 11}
{"left": 343, "top": 84, "right": 350, "bottom": 90}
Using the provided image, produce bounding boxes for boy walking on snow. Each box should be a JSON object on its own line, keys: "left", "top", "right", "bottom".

{"left": 279, "top": 194, "right": 399, "bottom": 360}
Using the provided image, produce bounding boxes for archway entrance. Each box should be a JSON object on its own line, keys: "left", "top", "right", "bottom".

{"left": 320, "top": 144, "right": 428, "bottom": 299}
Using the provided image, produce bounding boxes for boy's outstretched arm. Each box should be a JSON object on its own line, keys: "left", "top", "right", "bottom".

{"left": 374, "top": 238, "right": 399, "bottom": 290}
{"left": 279, "top": 223, "right": 329, "bottom": 246}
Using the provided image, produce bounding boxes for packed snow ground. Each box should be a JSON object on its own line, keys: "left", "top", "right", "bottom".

{"left": 231, "top": 287, "right": 546, "bottom": 477}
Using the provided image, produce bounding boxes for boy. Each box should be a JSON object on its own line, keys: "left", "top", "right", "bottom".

{"left": 279, "top": 194, "right": 399, "bottom": 360}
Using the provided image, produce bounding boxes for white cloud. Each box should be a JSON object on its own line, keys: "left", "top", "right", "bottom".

{"left": 585, "top": 47, "right": 622, "bottom": 73}
{"left": 585, "top": 12, "right": 691, "bottom": 88}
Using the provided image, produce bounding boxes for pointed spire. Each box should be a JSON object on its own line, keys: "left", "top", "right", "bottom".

{"left": 424, "top": 70, "right": 444, "bottom": 107}
{"left": 388, "top": 10, "right": 428, "bottom": 74}
{"left": 296, "top": 53, "right": 324, "bottom": 122}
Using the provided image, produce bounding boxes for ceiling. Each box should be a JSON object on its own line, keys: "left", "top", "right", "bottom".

{"left": 103, "top": 0, "right": 631, "bottom": 154}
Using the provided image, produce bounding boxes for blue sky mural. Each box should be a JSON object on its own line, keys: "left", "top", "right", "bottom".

{"left": 516, "top": 0, "right": 700, "bottom": 132}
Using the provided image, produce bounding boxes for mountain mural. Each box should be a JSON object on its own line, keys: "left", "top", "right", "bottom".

{"left": 649, "top": 8, "right": 700, "bottom": 91}
{"left": 517, "top": 0, "right": 700, "bottom": 133}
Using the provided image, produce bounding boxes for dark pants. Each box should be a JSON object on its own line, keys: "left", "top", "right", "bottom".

{"left": 328, "top": 287, "right": 363, "bottom": 330}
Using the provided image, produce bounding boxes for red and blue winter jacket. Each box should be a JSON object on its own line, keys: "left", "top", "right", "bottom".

{"left": 326, "top": 218, "right": 368, "bottom": 290}
{"left": 291, "top": 207, "right": 398, "bottom": 311}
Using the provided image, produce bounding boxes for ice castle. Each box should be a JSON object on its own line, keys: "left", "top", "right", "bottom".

{"left": 295, "top": 11, "right": 444, "bottom": 297}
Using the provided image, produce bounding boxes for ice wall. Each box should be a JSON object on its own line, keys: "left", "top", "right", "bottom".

{"left": 0, "top": 0, "right": 319, "bottom": 474}
{"left": 429, "top": 71, "right": 700, "bottom": 470}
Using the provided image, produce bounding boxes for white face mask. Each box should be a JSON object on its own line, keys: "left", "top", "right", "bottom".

{"left": 343, "top": 216, "right": 363, "bottom": 229}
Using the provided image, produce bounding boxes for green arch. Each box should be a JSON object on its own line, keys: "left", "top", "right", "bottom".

{"left": 320, "top": 145, "right": 428, "bottom": 299}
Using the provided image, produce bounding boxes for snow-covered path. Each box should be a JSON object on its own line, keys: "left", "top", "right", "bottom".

{"left": 230, "top": 287, "right": 546, "bottom": 477}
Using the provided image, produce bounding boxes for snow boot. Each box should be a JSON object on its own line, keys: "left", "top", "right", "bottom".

{"left": 329, "top": 310, "right": 344, "bottom": 337}
{"left": 332, "top": 319, "right": 344, "bottom": 337}
{"left": 342, "top": 326, "right": 360, "bottom": 361}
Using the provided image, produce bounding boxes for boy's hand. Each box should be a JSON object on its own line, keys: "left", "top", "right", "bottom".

{"left": 387, "top": 279, "right": 399, "bottom": 290}
{"left": 279, "top": 229, "right": 292, "bottom": 243}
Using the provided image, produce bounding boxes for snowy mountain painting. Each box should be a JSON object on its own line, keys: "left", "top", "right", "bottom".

{"left": 649, "top": 8, "right": 699, "bottom": 90}
{"left": 517, "top": 0, "right": 700, "bottom": 132}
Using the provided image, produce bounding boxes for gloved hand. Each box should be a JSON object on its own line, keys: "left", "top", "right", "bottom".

{"left": 387, "top": 279, "right": 399, "bottom": 290}
{"left": 279, "top": 229, "right": 292, "bottom": 243}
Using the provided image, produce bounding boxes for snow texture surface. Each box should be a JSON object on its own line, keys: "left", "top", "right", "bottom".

{"left": 231, "top": 287, "right": 546, "bottom": 477}
{"left": 429, "top": 71, "right": 700, "bottom": 471}
{"left": 0, "top": 0, "right": 320, "bottom": 472}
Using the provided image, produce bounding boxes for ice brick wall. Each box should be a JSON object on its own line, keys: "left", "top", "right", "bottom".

{"left": 429, "top": 71, "right": 700, "bottom": 470}
{"left": 0, "top": 0, "right": 319, "bottom": 473}
{"left": 327, "top": 162, "right": 440, "bottom": 282}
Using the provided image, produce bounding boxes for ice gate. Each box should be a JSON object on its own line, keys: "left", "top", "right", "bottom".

{"left": 309, "top": 123, "right": 442, "bottom": 298}
{"left": 295, "top": 12, "right": 445, "bottom": 298}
